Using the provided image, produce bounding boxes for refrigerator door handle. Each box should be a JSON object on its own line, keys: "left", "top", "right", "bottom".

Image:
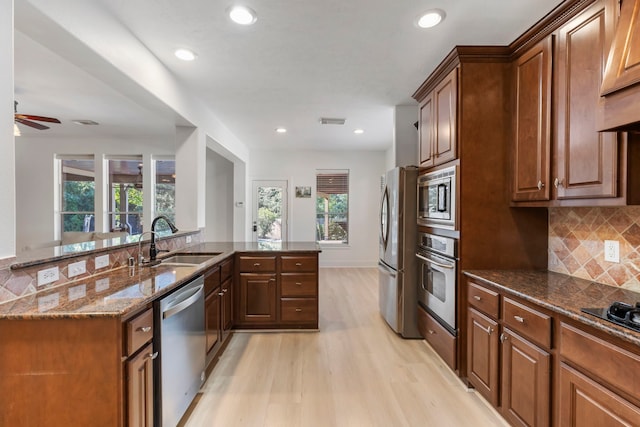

{"left": 378, "top": 261, "right": 397, "bottom": 278}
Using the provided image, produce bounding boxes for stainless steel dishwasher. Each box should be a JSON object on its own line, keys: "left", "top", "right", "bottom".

{"left": 157, "top": 275, "right": 206, "bottom": 427}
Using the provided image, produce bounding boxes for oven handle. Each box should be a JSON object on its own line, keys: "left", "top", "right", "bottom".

{"left": 378, "top": 262, "right": 397, "bottom": 279}
{"left": 415, "top": 253, "right": 455, "bottom": 269}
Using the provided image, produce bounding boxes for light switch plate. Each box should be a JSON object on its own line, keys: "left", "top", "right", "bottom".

{"left": 95, "top": 254, "right": 110, "bottom": 270}
{"left": 68, "top": 260, "right": 87, "bottom": 278}
{"left": 37, "top": 266, "right": 59, "bottom": 286}
{"left": 604, "top": 240, "right": 620, "bottom": 263}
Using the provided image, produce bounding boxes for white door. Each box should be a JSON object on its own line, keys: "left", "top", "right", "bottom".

{"left": 252, "top": 180, "right": 288, "bottom": 243}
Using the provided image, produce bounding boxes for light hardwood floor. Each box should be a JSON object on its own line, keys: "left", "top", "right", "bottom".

{"left": 183, "top": 268, "right": 508, "bottom": 427}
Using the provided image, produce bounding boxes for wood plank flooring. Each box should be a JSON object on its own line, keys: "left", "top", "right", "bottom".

{"left": 183, "top": 268, "right": 508, "bottom": 427}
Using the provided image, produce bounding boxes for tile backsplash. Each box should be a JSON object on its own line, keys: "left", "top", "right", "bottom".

{"left": 549, "top": 207, "right": 640, "bottom": 292}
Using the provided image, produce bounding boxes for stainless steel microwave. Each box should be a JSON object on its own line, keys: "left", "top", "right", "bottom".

{"left": 417, "top": 165, "right": 457, "bottom": 229}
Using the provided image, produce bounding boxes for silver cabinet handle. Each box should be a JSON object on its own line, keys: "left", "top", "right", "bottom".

{"left": 296, "top": 282, "right": 302, "bottom": 286}
{"left": 218, "top": 292, "right": 224, "bottom": 296}
{"left": 295, "top": 262, "right": 302, "bottom": 266}
{"left": 473, "top": 295, "right": 481, "bottom": 301}
{"left": 138, "top": 326, "right": 152, "bottom": 333}
{"left": 254, "top": 262, "right": 261, "bottom": 267}
{"left": 500, "top": 333, "right": 508, "bottom": 343}
{"left": 482, "top": 325, "right": 494, "bottom": 335}
{"left": 428, "top": 330, "right": 435, "bottom": 335}
{"left": 295, "top": 308, "right": 302, "bottom": 312}
{"left": 514, "top": 315, "right": 525, "bottom": 323}
{"left": 554, "top": 178, "right": 564, "bottom": 188}
{"left": 223, "top": 288, "right": 228, "bottom": 293}
{"left": 148, "top": 351, "right": 159, "bottom": 360}
{"left": 537, "top": 181, "right": 545, "bottom": 190}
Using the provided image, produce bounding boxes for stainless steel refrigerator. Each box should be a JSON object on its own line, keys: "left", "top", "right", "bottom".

{"left": 378, "top": 166, "right": 421, "bottom": 338}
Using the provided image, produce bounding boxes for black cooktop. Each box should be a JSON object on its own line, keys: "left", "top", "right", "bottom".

{"left": 582, "top": 302, "right": 640, "bottom": 333}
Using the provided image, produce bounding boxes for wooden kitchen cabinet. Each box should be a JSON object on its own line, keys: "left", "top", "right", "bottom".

{"left": 220, "top": 258, "right": 234, "bottom": 342}
{"left": 512, "top": 36, "right": 552, "bottom": 202}
{"left": 279, "top": 254, "right": 318, "bottom": 328}
{"left": 204, "top": 266, "right": 221, "bottom": 355}
{"left": 418, "top": 67, "right": 458, "bottom": 168}
{"left": 467, "top": 307, "right": 500, "bottom": 406}
{"left": 418, "top": 304, "right": 457, "bottom": 370}
{"left": 126, "top": 342, "right": 155, "bottom": 427}
{"left": 237, "top": 272, "right": 277, "bottom": 325}
{"left": 513, "top": 0, "right": 624, "bottom": 205}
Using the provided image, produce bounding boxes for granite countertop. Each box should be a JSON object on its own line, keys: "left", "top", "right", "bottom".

{"left": 464, "top": 270, "right": 640, "bottom": 347}
{"left": 0, "top": 241, "right": 320, "bottom": 320}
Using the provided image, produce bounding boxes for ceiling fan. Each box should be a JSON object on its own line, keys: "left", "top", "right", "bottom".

{"left": 14, "top": 100, "right": 61, "bottom": 131}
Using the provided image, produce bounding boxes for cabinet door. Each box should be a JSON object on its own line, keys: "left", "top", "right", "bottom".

{"left": 221, "top": 277, "right": 233, "bottom": 339}
{"left": 467, "top": 308, "right": 500, "bottom": 406}
{"left": 512, "top": 37, "right": 552, "bottom": 201}
{"left": 433, "top": 67, "right": 458, "bottom": 166}
{"left": 238, "top": 273, "right": 277, "bottom": 324}
{"left": 205, "top": 290, "right": 221, "bottom": 354}
{"left": 556, "top": 0, "right": 618, "bottom": 199}
{"left": 127, "top": 342, "right": 155, "bottom": 427}
{"left": 501, "top": 329, "right": 550, "bottom": 427}
{"left": 558, "top": 363, "right": 640, "bottom": 426}
{"left": 419, "top": 95, "right": 435, "bottom": 167}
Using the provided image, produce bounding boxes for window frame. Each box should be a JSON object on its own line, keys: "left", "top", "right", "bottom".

{"left": 58, "top": 155, "right": 96, "bottom": 235}
{"left": 315, "top": 169, "right": 350, "bottom": 246}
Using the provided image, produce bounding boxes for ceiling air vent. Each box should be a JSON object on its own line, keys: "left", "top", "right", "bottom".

{"left": 320, "top": 117, "right": 346, "bottom": 125}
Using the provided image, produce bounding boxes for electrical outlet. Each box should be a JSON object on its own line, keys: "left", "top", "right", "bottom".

{"left": 604, "top": 240, "right": 620, "bottom": 263}
{"left": 186, "top": 235, "right": 192, "bottom": 244}
{"left": 68, "top": 260, "right": 87, "bottom": 278}
{"left": 37, "top": 266, "right": 59, "bottom": 286}
{"left": 95, "top": 254, "right": 110, "bottom": 270}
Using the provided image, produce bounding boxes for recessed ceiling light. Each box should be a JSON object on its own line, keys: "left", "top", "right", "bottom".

{"left": 354, "top": 129, "right": 364, "bottom": 134}
{"left": 174, "top": 48, "right": 197, "bottom": 61}
{"left": 275, "top": 127, "right": 287, "bottom": 133}
{"left": 416, "top": 9, "right": 445, "bottom": 29}
{"left": 229, "top": 5, "right": 257, "bottom": 25}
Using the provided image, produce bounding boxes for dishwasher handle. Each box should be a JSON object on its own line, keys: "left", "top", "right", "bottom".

{"left": 163, "top": 284, "right": 204, "bottom": 319}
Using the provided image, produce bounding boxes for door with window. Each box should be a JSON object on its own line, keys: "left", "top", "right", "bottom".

{"left": 252, "top": 181, "right": 288, "bottom": 243}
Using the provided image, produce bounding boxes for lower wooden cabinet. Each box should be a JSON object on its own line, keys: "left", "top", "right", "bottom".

{"left": 418, "top": 304, "right": 457, "bottom": 370}
{"left": 205, "top": 288, "right": 221, "bottom": 353}
{"left": 558, "top": 363, "right": 640, "bottom": 426}
{"left": 238, "top": 273, "right": 277, "bottom": 324}
{"left": 126, "top": 342, "right": 155, "bottom": 427}
{"left": 467, "top": 307, "right": 500, "bottom": 405}
{"left": 501, "top": 329, "right": 550, "bottom": 427}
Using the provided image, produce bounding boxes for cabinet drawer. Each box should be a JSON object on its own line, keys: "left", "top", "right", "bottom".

{"left": 204, "top": 266, "right": 220, "bottom": 295}
{"left": 125, "top": 308, "right": 154, "bottom": 357}
{"left": 468, "top": 281, "right": 499, "bottom": 318}
{"left": 281, "top": 273, "right": 317, "bottom": 297}
{"left": 239, "top": 256, "right": 276, "bottom": 272}
{"left": 560, "top": 322, "right": 640, "bottom": 403}
{"left": 281, "top": 298, "right": 317, "bottom": 323}
{"left": 418, "top": 305, "right": 457, "bottom": 370}
{"left": 220, "top": 258, "right": 233, "bottom": 282}
{"left": 502, "top": 297, "right": 551, "bottom": 348}
{"left": 281, "top": 255, "right": 316, "bottom": 272}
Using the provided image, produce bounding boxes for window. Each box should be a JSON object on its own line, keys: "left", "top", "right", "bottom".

{"left": 108, "top": 158, "right": 143, "bottom": 234}
{"left": 316, "top": 170, "right": 349, "bottom": 244}
{"left": 155, "top": 159, "right": 176, "bottom": 226}
{"left": 60, "top": 157, "right": 95, "bottom": 232}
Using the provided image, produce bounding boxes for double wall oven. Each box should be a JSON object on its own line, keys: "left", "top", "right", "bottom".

{"left": 416, "top": 232, "right": 458, "bottom": 335}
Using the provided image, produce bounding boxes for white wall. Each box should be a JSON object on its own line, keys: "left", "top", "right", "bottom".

{"left": 394, "top": 105, "right": 419, "bottom": 168}
{"left": 205, "top": 149, "right": 234, "bottom": 241}
{"left": 249, "top": 149, "right": 386, "bottom": 267}
{"left": 15, "top": 135, "right": 174, "bottom": 251}
{"left": 1, "top": 0, "right": 15, "bottom": 260}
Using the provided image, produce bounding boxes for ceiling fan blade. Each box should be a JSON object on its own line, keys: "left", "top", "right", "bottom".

{"left": 15, "top": 117, "right": 50, "bottom": 130}
{"left": 15, "top": 114, "right": 61, "bottom": 123}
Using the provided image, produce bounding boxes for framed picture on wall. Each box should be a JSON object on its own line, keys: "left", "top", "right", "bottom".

{"left": 295, "top": 186, "right": 311, "bottom": 198}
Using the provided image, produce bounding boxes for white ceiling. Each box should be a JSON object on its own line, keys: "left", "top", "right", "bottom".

{"left": 14, "top": 0, "right": 564, "bottom": 151}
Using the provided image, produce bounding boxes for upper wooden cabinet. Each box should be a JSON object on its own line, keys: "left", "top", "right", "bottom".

{"left": 512, "top": 0, "right": 624, "bottom": 205}
{"left": 418, "top": 67, "right": 458, "bottom": 168}
{"left": 599, "top": 0, "right": 640, "bottom": 130}
{"left": 512, "top": 37, "right": 553, "bottom": 202}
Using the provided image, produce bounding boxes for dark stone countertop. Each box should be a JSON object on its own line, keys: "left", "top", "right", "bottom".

{"left": 464, "top": 270, "right": 640, "bottom": 347}
{"left": 0, "top": 242, "right": 320, "bottom": 320}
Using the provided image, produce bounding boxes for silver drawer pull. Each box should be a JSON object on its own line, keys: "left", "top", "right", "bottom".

{"left": 254, "top": 263, "right": 261, "bottom": 266}
{"left": 218, "top": 292, "right": 224, "bottom": 296}
{"left": 514, "top": 315, "right": 525, "bottom": 323}
{"left": 473, "top": 295, "right": 481, "bottom": 301}
{"left": 295, "top": 262, "right": 302, "bottom": 266}
{"left": 296, "top": 282, "right": 302, "bottom": 286}
{"left": 295, "top": 308, "right": 302, "bottom": 312}
{"left": 148, "top": 351, "right": 159, "bottom": 360}
{"left": 138, "top": 326, "right": 151, "bottom": 333}
{"left": 428, "top": 330, "right": 435, "bottom": 335}
{"left": 223, "top": 288, "right": 228, "bottom": 293}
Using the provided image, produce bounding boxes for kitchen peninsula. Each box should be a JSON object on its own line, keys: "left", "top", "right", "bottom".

{"left": 0, "top": 240, "right": 320, "bottom": 426}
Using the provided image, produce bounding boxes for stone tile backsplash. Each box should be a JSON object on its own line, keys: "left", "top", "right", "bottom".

{"left": 0, "top": 232, "right": 202, "bottom": 304}
{"left": 549, "top": 207, "right": 640, "bottom": 292}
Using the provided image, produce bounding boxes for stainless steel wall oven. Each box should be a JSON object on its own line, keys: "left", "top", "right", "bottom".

{"left": 416, "top": 232, "right": 458, "bottom": 334}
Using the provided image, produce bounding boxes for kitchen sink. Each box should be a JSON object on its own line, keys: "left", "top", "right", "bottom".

{"left": 158, "top": 254, "right": 219, "bottom": 266}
